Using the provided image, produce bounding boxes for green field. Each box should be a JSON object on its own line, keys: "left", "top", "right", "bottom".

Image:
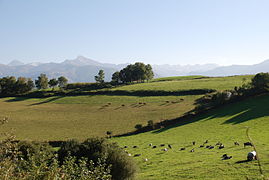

{"left": 112, "top": 75, "right": 253, "bottom": 92}
{"left": 0, "top": 75, "right": 252, "bottom": 141}
{"left": 0, "top": 74, "right": 267, "bottom": 179}
{"left": 150, "top": 75, "right": 207, "bottom": 82}
{"left": 113, "top": 94, "right": 269, "bottom": 179}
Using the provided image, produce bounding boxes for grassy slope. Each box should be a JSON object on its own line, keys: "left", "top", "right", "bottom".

{"left": 113, "top": 94, "right": 269, "bottom": 180}
{"left": 0, "top": 75, "right": 252, "bottom": 141}
{"left": 151, "top": 75, "right": 207, "bottom": 82}
{"left": 112, "top": 75, "right": 253, "bottom": 91}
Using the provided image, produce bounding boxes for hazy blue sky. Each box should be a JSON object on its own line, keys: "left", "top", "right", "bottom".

{"left": 1, "top": 0, "right": 269, "bottom": 65}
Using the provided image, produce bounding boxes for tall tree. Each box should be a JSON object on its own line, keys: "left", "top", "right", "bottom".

{"left": 111, "top": 71, "right": 120, "bottom": 84}
{"left": 48, "top": 78, "right": 58, "bottom": 90}
{"left": 145, "top": 64, "right": 154, "bottom": 81}
{"left": 58, "top": 76, "right": 68, "bottom": 88}
{"left": 118, "top": 62, "right": 154, "bottom": 83}
{"left": 95, "top": 70, "right": 105, "bottom": 83}
{"left": 35, "top": 73, "right": 48, "bottom": 89}
{"left": 251, "top": 72, "right": 269, "bottom": 91}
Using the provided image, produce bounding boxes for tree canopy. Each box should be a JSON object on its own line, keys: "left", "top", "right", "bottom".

{"left": 116, "top": 62, "right": 154, "bottom": 83}
{"left": 35, "top": 73, "right": 49, "bottom": 89}
{"left": 0, "top": 76, "right": 34, "bottom": 96}
{"left": 95, "top": 70, "right": 105, "bottom": 83}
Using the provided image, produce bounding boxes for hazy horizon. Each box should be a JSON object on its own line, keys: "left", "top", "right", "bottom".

{"left": 1, "top": 0, "right": 269, "bottom": 66}
{"left": 2, "top": 55, "right": 269, "bottom": 67}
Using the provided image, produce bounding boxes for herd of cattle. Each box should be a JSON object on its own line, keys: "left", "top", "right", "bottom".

{"left": 123, "top": 140, "right": 257, "bottom": 161}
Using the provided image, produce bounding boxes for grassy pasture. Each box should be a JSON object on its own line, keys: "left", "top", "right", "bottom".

{"left": 112, "top": 75, "right": 253, "bottom": 92}
{"left": 113, "top": 94, "right": 269, "bottom": 180}
{"left": 151, "top": 75, "right": 207, "bottom": 82}
{"left": 0, "top": 95, "right": 196, "bottom": 140}
{"left": 0, "top": 75, "right": 252, "bottom": 141}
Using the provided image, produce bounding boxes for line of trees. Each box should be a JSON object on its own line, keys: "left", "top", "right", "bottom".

{"left": 0, "top": 74, "right": 68, "bottom": 96}
{"left": 35, "top": 74, "right": 68, "bottom": 89}
{"left": 111, "top": 62, "right": 154, "bottom": 84}
{"left": 0, "top": 76, "right": 34, "bottom": 95}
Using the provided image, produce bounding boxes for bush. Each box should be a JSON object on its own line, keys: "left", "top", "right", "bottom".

{"left": 58, "top": 138, "right": 137, "bottom": 180}
{"left": 0, "top": 139, "right": 113, "bottom": 180}
{"left": 66, "top": 82, "right": 113, "bottom": 90}
{"left": 135, "top": 124, "right": 143, "bottom": 130}
{"left": 147, "top": 120, "right": 154, "bottom": 129}
{"left": 251, "top": 72, "right": 269, "bottom": 91}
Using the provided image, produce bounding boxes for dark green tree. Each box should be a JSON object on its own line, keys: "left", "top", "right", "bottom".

{"left": 118, "top": 62, "right": 154, "bottom": 83}
{"left": 58, "top": 76, "right": 68, "bottom": 88}
{"left": 48, "top": 78, "right": 58, "bottom": 90}
{"left": 35, "top": 74, "right": 48, "bottom": 89}
{"left": 251, "top": 72, "right": 269, "bottom": 91}
{"left": 145, "top": 64, "right": 154, "bottom": 81}
{"left": 111, "top": 71, "right": 120, "bottom": 83}
{"left": 95, "top": 70, "right": 105, "bottom": 83}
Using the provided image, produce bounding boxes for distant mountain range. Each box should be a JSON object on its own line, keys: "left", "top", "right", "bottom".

{"left": 1, "top": 56, "right": 269, "bottom": 82}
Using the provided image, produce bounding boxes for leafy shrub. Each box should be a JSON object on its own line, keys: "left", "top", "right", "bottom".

{"left": 58, "top": 138, "right": 137, "bottom": 180}
{"left": 147, "top": 120, "right": 154, "bottom": 129}
{"left": 135, "top": 124, "right": 143, "bottom": 130}
{"left": 251, "top": 72, "right": 269, "bottom": 91}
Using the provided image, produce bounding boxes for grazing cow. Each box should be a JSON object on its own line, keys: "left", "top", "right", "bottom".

{"left": 121, "top": 104, "right": 125, "bottom": 107}
{"left": 215, "top": 142, "right": 222, "bottom": 146}
{"left": 160, "top": 144, "right": 165, "bottom": 147}
{"left": 219, "top": 144, "right": 225, "bottom": 149}
{"left": 204, "top": 140, "right": 209, "bottom": 144}
{"left": 247, "top": 151, "right": 257, "bottom": 161}
{"left": 208, "top": 146, "right": 214, "bottom": 149}
{"left": 199, "top": 145, "right": 204, "bottom": 148}
{"left": 168, "top": 144, "right": 172, "bottom": 149}
{"left": 190, "top": 148, "right": 194, "bottom": 152}
{"left": 162, "top": 148, "right": 168, "bottom": 152}
{"left": 206, "top": 145, "right": 210, "bottom": 148}
{"left": 222, "top": 154, "right": 232, "bottom": 160}
{"left": 149, "top": 143, "right": 153, "bottom": 146}
{"left": 133, "top": 146, "right": 138, "bottom": 148}
{"left": 180, "top": 147, "right": 186, "bottom": 151}
{"left": 134, "top": 154, "right": 141, "bottom": 157}
{"left": 192, "top": 141, "right": 196, "bottom": 145}
{"left": 152, "top": 145, "right": 157, "bottom": 149}
{"left": 124, "top": 146, "right": 128, "bottom": 148}
{"left": 166, "top": 101, "right": 170, "bottom": 103}
{"left": 244, "top": 142, "right": 253, "bottom": 148}
{"left": 234, "top": 142, "right": 240, "bottom": 146}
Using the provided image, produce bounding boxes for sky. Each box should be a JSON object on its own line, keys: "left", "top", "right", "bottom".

{"left": 1, "top": 0, "right": 269, "bottom": 65}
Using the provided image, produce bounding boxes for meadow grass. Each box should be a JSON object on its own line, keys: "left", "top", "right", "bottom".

{"left": 0, "top": 95, "right": 197, "bottom": 140}
{"left": 112, "top": 75, "right": 253, "bottom": 92}
{"left": 151, "top": 75, "right": 207, "bottom": 82}
{"left": 0, "top": 75, "right": 253, "bottom": 141}
{"left": 113, "top": 94, "right": 269, "bottom": 180}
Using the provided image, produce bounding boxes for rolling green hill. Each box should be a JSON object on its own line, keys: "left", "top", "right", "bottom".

{"left": 0, "top": 74, "right": 267, "bottom": 179}
{"left": 0, "top": 75, "right": 252, "bottom": 140}
{"left": 112, "top": 75, "right": 253, "bottom": 92}
{"left": 113, "top": 94, "right": 269, "bottom": 179}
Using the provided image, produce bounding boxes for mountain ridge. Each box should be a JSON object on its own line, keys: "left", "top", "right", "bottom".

{"left": 1, "top": 56, "right": 269, "bottom": 82}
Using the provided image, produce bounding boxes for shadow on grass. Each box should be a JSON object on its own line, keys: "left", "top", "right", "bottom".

{"left": 5, "top": 97, "right": 31, "bottom": 102}
{"left": 235, "top": 160, "right": 250, "bottom": 164}
{"left": 152, "top": 94, "right": 269, "bottom": 134}
{"left": 28, "top": 96, "right": 63, "bottom": 106}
